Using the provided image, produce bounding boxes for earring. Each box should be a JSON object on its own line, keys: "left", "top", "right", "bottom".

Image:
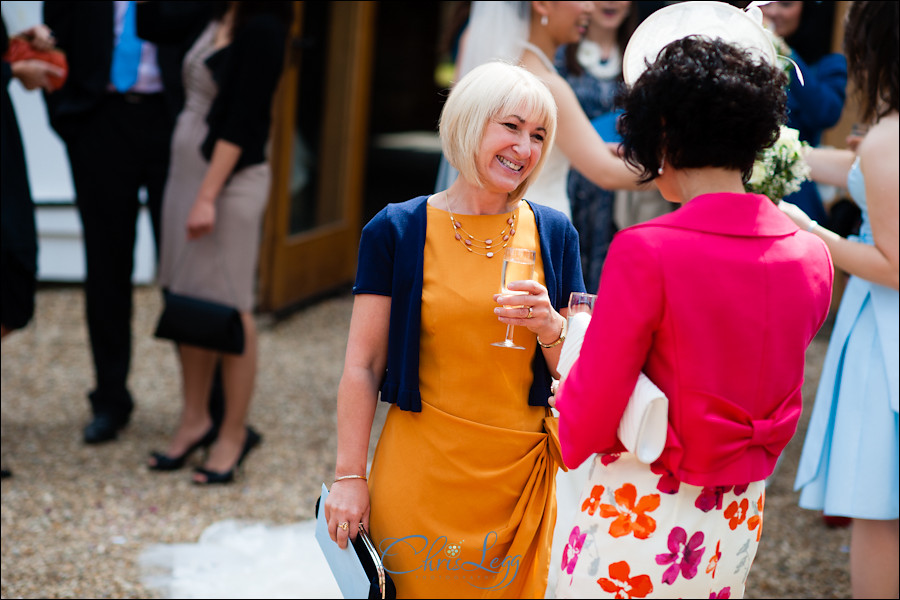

{"left": 657, "top": 164, "right": 664, "bottom": 176}
{"left": 541, "top": 14, "right": 548, "bottom": 26}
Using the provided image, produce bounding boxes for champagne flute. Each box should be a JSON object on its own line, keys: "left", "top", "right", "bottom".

{"left": 557, "top": 292, "right": 598, "bottom": 378}
{"left": 491, "top": 247, "right": 536, "bottom": 349}
{"left": 568, "top": 292, "right": 597, "bottom": 322}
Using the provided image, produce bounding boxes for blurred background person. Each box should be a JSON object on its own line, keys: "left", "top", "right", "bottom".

{"left": 139, "top": 1, "right": 291, "bottom": 485}
{"left": 1, "top": 17, "right": 63, "bottom": 479}
{"left": 760, "top": 0, "right": 847, "bottom": 227}
{"left": 554, "top": 1, "right": 636, "bottom": 292}
{"left": 782, "top": 2, "right": 899, "bottom": 598}
{"left": 518, "top": 0, "right": 644, "bottom": 223}
{"left": 42, "top": 1, "right": 226, "bottom": 445}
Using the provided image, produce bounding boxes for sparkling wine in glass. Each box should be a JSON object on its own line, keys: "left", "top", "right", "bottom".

{"left": 491, "top": 247, "right": 536, "bottom": 350}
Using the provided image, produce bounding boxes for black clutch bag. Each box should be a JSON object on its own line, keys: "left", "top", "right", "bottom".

{"left": 315, "top": 490, "right": 396, "bottom": 599}
{"left": 154, "top": 289, "right": 245, "bottom": 355}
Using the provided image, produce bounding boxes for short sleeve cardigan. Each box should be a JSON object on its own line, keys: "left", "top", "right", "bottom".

{"left": 353, "top": 195, "right": 586, "bottom": 412}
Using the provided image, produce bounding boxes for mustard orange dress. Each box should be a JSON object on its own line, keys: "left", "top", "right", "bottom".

{"left": 367, "top": 202, "right": 563, "bottom": 598}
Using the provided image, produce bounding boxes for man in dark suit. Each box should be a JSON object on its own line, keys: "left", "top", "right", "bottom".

{"left": 43, "top": 1, "right": 219, "bottom": 444}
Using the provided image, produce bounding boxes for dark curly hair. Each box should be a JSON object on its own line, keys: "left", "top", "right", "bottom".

{"left": 844, "top": 1, "right": 899, "bottom": 123}
{"left": 616, "top": 36, "right": 788, "bottom": 184}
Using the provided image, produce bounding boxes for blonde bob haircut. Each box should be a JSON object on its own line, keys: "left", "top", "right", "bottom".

{"left": 439, "top": 60, "right": 558, "bottom": 203}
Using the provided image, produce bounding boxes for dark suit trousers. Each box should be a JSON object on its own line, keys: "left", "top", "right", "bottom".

{"left": 63, "top": 92, "right": 171, "bottom": 418}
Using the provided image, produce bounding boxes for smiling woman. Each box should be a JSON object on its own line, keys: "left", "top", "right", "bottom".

{"left": 322, "top": 60, "right": 586, "bottom": 598}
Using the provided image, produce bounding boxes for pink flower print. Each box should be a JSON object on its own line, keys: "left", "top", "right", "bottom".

{"left": 601, "top": 452, "right": 622, "bottom": 466}
{"left": 599, "top": 483, "right": 660, "bottom": 539}
{"left": 655, "top": 526, "right": 705, "bottom": 585}
{"left": 650, "top": 464, "right": 681, "bottom": 495}
{"left": 732, "top": 483, "right": 749, "bottom": 496}
{"left": 695, "top": 485, "right": 733, "bottom": 512}
{"left": 596, "top": 561, "right": 654, "bottom": 599}
{"left": 561, "top": 526, "right": 586, "bottom": 575}
{"left": 581, "top": 485, "right": 605, "bottom": 516}
{"left": 724, "top": 498, "right": 750, "bottom": 530}
{"left": 709, "top": 587, "right": 731, "bottom": 598}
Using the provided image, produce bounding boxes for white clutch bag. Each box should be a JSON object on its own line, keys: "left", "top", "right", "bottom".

{"left": 557, "top": 313, "right": 668, "bottom": 464}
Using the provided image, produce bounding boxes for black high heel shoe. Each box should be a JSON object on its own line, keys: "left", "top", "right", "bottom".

{"left": 148, "top": 426, "right": 218, "bottom": 471}
{"left": 192, "top": 426, "right": 261, "bottom": 485}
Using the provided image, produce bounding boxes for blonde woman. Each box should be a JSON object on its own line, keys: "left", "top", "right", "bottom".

{"left": 324, "top": 61, "right": 585, "bottom": 597}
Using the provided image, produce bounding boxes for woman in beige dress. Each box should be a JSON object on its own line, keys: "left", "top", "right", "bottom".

{"left": 143, "top": 2, "right": 291, "bottom": 484}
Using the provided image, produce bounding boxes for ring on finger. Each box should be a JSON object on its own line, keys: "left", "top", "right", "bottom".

{"left": 526, "top": 306, "right": 534, "bottom": 319}
{"left": 339, "top": 521, "right": 349, "bottom": 531}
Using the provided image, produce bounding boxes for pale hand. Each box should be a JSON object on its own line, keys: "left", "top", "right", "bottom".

{"left": 779, "top": 200, "right": 815, "bottom": 232}
{"left": 186, "top": 200, "right": 216, "bottom": 240}
{"left": 323, "top": 479, "right": 370, "bottom": 549}
{"left": 11, "top": 59, "right": 63, "bottom": 91}
{"left": 18, "top": 24, "right": 55, "bottom": 51}
{"left": 549, "top": 378, "right": 560, "bottom": 408}
{"left": 494, "top": 279, "right": 562, "bottom": 343}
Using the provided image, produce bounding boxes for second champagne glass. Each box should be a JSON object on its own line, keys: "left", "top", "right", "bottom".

{"left": 491, "top": 247, "right": 536, "bottom": 350}
{"left": 568, "top": 291, "right": 597, "bottom": 320}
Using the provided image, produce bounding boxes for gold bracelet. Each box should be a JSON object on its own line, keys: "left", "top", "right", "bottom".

{"left": 333, "top": 474, "right": 367, "bottom": 483}
{"left": 538, "top": 317, "right": 567, "bottom": 348}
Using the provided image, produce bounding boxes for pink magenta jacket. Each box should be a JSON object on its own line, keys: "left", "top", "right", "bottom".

{"left": 556, "top": 192, "right": 833, "bottom": 487}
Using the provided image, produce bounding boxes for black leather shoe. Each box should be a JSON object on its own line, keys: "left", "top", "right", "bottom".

{"left": 193, "top": 427, "right": 262, "bottom": 485}
{"left": 149, "top": 426, "right": 219, "bottom": 471}
{"left": 83, "top": 413, "right": 129, "bottom": 444}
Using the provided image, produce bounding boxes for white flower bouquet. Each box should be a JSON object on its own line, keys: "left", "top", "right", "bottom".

{"left": 746, "top": 126, "right": 811, "bottom": 203}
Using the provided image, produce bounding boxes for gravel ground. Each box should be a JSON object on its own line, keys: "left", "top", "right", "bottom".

{"left": 1, "top": 284, "right": 851, "bottom": 598}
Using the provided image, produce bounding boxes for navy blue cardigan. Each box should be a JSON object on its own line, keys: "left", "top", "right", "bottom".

{"left": 353, "top": 195, "right": 586, "bottom": 412}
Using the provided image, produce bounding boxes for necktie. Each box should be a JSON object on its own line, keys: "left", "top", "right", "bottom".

{"left": 110, "top": 1, "right": 142, "bottom": 92}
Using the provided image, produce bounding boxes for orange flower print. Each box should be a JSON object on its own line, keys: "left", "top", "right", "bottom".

{"left": 747, "top": 493, "right": 765, "bottom": 541}
{"left": 597, "top": 560, "right": 654, "bottom": 599}
{"left": 582, "top": 485, "right": 606, "bottom": 516}
{"left": 724, "top": 498, "right": 750, "bottom": 530}
{"left": 706, "top": 540, "right": 721, "bottom": 577}
{"left": 599, "top": 483, "right": 660, "bottom": 539}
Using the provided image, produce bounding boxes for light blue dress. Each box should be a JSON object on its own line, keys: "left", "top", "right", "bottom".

{"left": 794, "top": 158, "right": 900, "bottom": 519}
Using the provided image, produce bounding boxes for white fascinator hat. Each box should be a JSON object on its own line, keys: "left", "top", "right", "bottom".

{"left": 622, "top": 1, "right": 778, "bottom": 86}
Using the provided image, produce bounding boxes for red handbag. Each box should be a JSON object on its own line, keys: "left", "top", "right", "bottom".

{"left": 3, "top": 37, "right": 68, "bottom": 91}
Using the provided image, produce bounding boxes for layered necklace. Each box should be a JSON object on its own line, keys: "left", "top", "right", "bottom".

{"left": 445, "top": 191, "right": 519, "bottom": 258}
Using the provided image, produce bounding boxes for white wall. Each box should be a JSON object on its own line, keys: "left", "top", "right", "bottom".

{"left": 3, "top": 0, "right": 156, "bottom": 283}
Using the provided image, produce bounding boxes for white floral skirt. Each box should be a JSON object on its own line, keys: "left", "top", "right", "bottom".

{"left": 553, "top": 453, "right": 765, "bottom": 599}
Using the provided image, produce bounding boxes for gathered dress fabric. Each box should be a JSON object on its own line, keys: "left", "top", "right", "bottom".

{"left": 367, "top": 202, "right": 561, "bottom": 598}
{"left": 794, "top": 158, "right": 900, "bottom": 519}
{"left": 157, "top": 22, "right": 270, "bottom": 311}
{"left": 554, "top": 193, "right": 833, "bottom": 598}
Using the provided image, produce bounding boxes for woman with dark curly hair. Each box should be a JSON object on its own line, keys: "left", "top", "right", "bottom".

{"left": 783, "top": 1, "right": 899, "bottom": 597}
{"left": 550, "top": 4, "right": 834, "bottom": 597}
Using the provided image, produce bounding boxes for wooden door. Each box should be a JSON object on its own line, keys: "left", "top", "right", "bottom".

{"left": 257, "top": 1, "right": 375, "bottom": 312}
